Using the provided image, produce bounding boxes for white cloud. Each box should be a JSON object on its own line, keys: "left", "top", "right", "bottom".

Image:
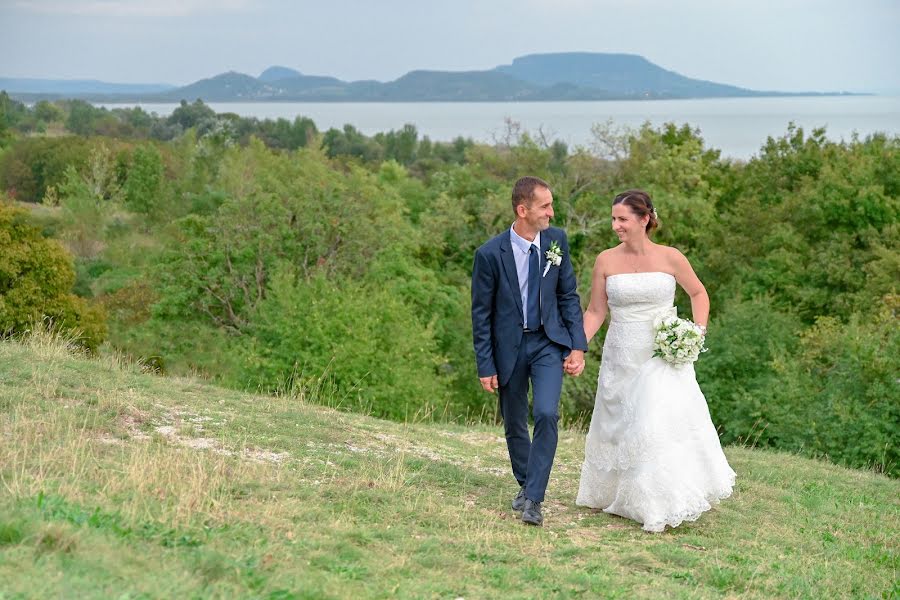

{"left": 13, "top": 0, "right": 250, "bottom": 17}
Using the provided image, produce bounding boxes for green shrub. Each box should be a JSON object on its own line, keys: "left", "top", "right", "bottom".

{"left": 124, "top": 144, "right": 165, "bottom": 214}
{"left": 764, "top": 302, "right": 900, "bottom": 476}
{"left": 0, "top": 137, "right": 92, "bottom": 203}
{"left": 694, "top": 297, "right": 802, "bottom": 444}
{"left": 0, "top": 202, "right": 106, "bottom": 351}
{"left": 230, "top": 267, "right": 450, "bottom": 420}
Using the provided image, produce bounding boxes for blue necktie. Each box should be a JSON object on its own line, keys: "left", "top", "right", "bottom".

{"left": 527, "top": 245, "right": 541, "bottom": 330}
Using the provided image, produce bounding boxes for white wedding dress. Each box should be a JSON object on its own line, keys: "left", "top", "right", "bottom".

{"left": 576, "top": 272, "right": 735, "bottom": 532}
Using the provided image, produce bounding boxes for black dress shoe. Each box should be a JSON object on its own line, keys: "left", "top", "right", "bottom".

{"left": 522, "top": 499, "right": 543, "bottom": 526}
{"left": 512, "top": 487, "right": 526, "bottom": 511}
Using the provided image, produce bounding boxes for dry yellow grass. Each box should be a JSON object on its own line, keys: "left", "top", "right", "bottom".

{"left": 0, "top": 330, "right": 897, "bottom": 598}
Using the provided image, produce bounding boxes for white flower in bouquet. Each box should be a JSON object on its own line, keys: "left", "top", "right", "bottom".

{"left": 652, "top": 315, "right": 708, "bottom": 366}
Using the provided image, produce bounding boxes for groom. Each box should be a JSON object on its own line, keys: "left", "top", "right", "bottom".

{"left": 471, "top": 176, "right": 588, "bottom": 526}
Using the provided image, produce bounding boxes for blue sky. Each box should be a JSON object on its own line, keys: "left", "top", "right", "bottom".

{"left": 2, "top": 0, "right": 899, "bottom": 93}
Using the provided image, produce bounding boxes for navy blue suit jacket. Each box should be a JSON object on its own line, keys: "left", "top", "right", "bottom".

{"left": 471, "top": 226, "right": 588, "bottom": 386}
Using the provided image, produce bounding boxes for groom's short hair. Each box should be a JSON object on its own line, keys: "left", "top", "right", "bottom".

{"left": 512, "top": 176, "right": 551, "bottom": 212}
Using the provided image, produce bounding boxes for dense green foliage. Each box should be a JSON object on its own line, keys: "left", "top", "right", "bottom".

{"left": 0, "top": 97, "right": 896, "bottom": 475}
{"left": 0, "top": 203, "right": 106, "bottom": 350}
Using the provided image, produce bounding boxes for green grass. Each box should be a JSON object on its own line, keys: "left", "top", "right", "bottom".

{"left": 0, "top": 332, "right": 897, "bottom": 599}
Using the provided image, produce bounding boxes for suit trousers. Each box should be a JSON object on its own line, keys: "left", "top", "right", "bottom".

{"left": 498, "top": 329, "right": 564, "bottom": 503}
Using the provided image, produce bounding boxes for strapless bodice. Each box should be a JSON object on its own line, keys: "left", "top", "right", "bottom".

{"left": 606, "top": 272, "right": 676, "bottom": 323}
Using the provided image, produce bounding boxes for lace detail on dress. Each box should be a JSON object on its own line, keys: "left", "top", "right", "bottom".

{"left": 606, "top": 272, "right": 675, "bottom": 313}
{"left": 603, "top": 320, "right": 656, "bottom": 354}
{"left": 576, "top": 272, "right": 735, "bottom": 533}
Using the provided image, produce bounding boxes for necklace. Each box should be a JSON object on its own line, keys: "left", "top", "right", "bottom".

{"left": 626, "top": 252, "right": 645, "bottom": 272}
{"left": 623, "top": 244, "right": 651, "bottom": 272}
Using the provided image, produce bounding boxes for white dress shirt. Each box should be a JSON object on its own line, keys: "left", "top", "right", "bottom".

{"left": 509, "top": 224, "right": 541, "bottom": 330}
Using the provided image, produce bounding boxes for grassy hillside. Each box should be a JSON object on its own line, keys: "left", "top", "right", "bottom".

{"left": 0, "top": 333, "right": 897, "bottom": 599}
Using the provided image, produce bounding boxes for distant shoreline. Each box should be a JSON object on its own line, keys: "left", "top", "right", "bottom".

{"left": 89, "top": 95, "right": 900, "bottom": 161}
{"left": 5, "top": 91, "right": 872, "bottom": 104}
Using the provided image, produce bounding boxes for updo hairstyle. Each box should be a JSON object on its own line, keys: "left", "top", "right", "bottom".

{"left": 612, "top": 189, "right": 659, "bottom": 234}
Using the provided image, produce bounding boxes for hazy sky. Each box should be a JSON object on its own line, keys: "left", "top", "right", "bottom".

{"left": 2, "top": 0, "right": 899, "bottom": 93}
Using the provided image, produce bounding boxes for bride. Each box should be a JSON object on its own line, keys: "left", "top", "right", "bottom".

{"left": 573, "top": 189, "right": 735, "bottom": 532}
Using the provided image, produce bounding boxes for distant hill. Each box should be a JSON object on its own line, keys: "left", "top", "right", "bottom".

{"left": 378, "top": 70, "right": 541, "bottom": 101}
{"left": 3, "top": 53, "right": 851, "bottom": 103}
{"left": 155, "top": 71, "right": 278, "bottom": 101}
{"left": 258, "top": 66, "right": 303, "bottom": 82}
{"left": 276, "top": 74, "right": 349, "bottom": 95}
{"left": 494, "top": 52, "right": 772, "bottom": 98}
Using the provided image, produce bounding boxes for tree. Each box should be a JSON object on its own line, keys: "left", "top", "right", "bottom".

{"left": 322, "top": 124, "right": 383, "bottom": 162}
{"left": 168, "top": 99, "right": 216, "bottom": 131}
{"left": 116, "top": 106, "right": 154, "bottom": 131}
{"left": 34, "top": 101, "right": 64, "bottom": 124}
{"left": 65, "top": 100, "right": 104, "bottom": 135}
{"left": 0, "top": 137, "right": 92, "bottom": 203}
{"left": 0, "top": 202, "right": 106, "bottom": 350}
{"left": 376, "top": 123, "right": 419, "bottom": 165}
{"left": 0, "top": 92, "right": 27, "bottom": 146}
{"left": 124, "top": 144, "right": 165, "bottom": 214}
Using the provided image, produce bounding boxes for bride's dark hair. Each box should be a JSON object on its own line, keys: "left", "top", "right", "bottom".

{"left": 613, "top": 189, "right": 659, "bottom": 234}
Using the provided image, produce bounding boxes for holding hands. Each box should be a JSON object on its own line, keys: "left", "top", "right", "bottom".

{"left": 478, "top": 350, "right": 584, "bottom": 394}
{"left": 563, "top": 350, "right": 585, "bottom": 377}
{"left": 478, "top": 349, "right": 583, "bottom": 394}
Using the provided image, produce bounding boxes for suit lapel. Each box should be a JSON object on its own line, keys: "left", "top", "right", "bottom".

{"left": 539, "top": 232, "right": 551, "bottom": 316}
{"left": 499, "top": 234, "right": 524, "bottom": 319}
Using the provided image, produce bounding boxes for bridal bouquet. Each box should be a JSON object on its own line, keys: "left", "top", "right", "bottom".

{"left": 652, "top": 316, "right": 707, "bottom": 366}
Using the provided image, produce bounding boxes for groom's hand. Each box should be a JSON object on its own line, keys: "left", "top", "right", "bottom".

{"left": 479, "top": 374, "right": 499, "bottom": 393}
{"left": 564, "top": 350, "right": 585, "bottom": 377}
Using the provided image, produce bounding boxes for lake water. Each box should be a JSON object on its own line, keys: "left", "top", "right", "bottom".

{"left": 100, "top": 96, "right": 900, "bottom": 160}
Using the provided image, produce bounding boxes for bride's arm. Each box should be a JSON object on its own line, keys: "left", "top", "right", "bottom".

{"left": 583, "top": 254, "right": 609, "bottom": 344}
{"left": 671, "top": 248, "right": 709, "bottom": 328}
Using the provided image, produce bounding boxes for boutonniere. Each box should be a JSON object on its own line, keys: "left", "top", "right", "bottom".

{"left": 543, "top": 241, "right": 563, "bottom": 277}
